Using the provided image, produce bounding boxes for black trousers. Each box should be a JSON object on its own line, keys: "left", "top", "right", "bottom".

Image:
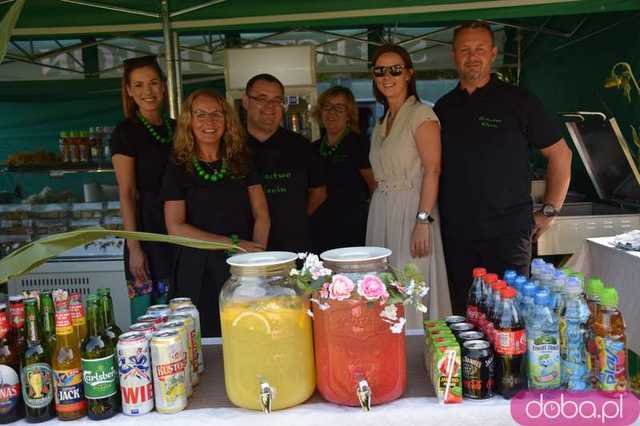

{"left": 441, "top": 228, "right": 532, "bottom": 316}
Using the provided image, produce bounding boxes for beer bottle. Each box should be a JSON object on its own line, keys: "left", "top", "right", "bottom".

{"left": 21, "top": 298, "right": 55, "bottom": 423}
{"left": 69, "top": 293, "right": 87, "bottom": 347}
{"left": 39, "top": 292, "right": 57, "bottom": 360}
{"left": 8, "top": 296, "right": 25, "bottom": 355}
{"left": 52, "top": 304, "right": 86, "bottom": 420}
{"left": 0, "top": 301, "right": 24, "bottom": 424}
{"left": 81, "top": 295, "right": 119, "bottom": 420}
{"left": 97, "top": 289, "right": 122, "bottom": 342}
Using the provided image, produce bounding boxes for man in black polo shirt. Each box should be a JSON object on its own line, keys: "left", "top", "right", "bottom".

{"left": 434, "top": 22, "right": 573, "bottom": 315}
{"left": 243, "top": 73, "right": 327, "bottom": 253}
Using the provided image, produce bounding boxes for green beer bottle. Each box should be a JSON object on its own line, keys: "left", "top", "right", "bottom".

{"left": 97, "top": 289, "right": 122, "bottom": 342}
{"left": 81, "top": 295, "right": 119, "bottom": 420}
{"left": 21, "top": 298, "right": 55, "bottom": 423}
{"left": 39, "top": 292, "right": 57, "bottom": 358}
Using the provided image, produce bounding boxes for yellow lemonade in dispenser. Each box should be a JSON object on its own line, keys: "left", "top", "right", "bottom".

{"left": 221, "top": 295, "right": 315, "bottom": 411}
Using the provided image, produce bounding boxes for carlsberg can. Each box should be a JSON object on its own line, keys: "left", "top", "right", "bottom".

{"left": 150, "top": 330, "right": 187, "bottom": 413}
{"left": 117, "top": 331, "right": 153, "bottom": 416}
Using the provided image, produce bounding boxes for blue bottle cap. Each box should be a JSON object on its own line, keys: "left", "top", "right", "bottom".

{"left": 531, "top": 258, "right": 545, "bottom": 267}
{"left": 543, "top": 263, "right": 556, "bottom": 275}
{"left": 553, "top": 270, "right": 566, "bottom": 281}
{"left": 523, "top": 282, "right": 538, "bottom": 297}
{"left": 565, "top": 276, "right": 582, "bottom": 294}
{"left": 514, "top": 276, "right": 527, "bottom": 286}
{"left": 503, "top": 270, "right": 517, "bottom": 283}
{"left": 534, "top": 288, "right": 551, "bottom": 305}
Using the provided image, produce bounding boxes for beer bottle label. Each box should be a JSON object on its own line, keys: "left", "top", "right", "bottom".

{"left": 21, "top": 362, "right": 54, "bottom": 409}
{"left": 53, "top": 368, "right": 86, "bottom": 412}
{"left": 55, "top": 310, "right": 73, "bottom": 336}
{"left": 0, "top": 365, "right": 20, "bottom": 415}
{"left": 82, "top": 354, "right": 117, "bottom": 399}
{"left": 70, "top": 304, "right": 86, "bottom": 326}
{"left": 9, "top": 303, "right": 24, "bottom": 329}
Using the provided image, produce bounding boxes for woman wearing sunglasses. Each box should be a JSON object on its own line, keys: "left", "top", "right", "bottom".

{"left": 111, "top": 55, "right": 176, "bottom": 307}
{"left": 162, "top": 89, "right": 269, "bottom": 337}
{"left": 366, "top": 45, "right": 451, "bottom": 320}
{"left": 309, "top": 86, "right": 376, "bottom": 253}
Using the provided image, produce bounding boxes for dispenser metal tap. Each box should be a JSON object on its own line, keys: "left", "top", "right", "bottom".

{"left": 356, "top": 379, "right": 371, "bottom": 412}
{"left": 259, "top": 381, "right": 273, "bottom": 414}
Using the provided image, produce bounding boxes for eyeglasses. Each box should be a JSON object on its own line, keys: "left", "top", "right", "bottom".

{"left": 321, "top": 103, "right": 347, "bottom": 114}
{"left": 372, "top": 64, "right": 407, "bottom": 78}
{"left": 192, "top": 109, "right": 225, "bottom": 121}
{"left": 247, "top": 95, "right": 285, "bottom": 109}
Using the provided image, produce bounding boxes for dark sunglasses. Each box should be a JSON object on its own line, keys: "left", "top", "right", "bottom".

{"left": 372, "top": 64, "right": 407, "bottom": 77}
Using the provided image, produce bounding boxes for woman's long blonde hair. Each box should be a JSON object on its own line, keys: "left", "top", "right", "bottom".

{"left": 173, "top": 89, "right": 250, "bottom": 177}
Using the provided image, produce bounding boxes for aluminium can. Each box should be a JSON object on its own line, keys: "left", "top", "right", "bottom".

{"left": 168, "top": 298, "right": 193, "bottom": 312}
{"left": 137, "top": 314, "right": 164, "bottom": 327}
{"left": 157, "top": 321, "right": 193, "bottom": 397}
{"left": 167, "top": 313, "right": 199, "bottom": 386}
{"left": 444, "top": 315, "right": 467, "bottom": 327}
{"left": 449, "top": 322, "right": 476, "bottom": 336}
{"left": 457, "top": 330, "right": 486, "bottom": 345}
{"left": 462, "top": 339, "right": 494, "bottom": 400}
{"left": 146, "top": 305, "right": 171, "bottom": 322}
{"left": 117, "top": 331, "right": 154, "bottom": 416}
{"left": 172, "top": 305, "right": 204, "bottom": 374}
{"left": 150, "top": 330, "right": 187, "bottom": 413}
{"left": 129, "top": 322, "right": 156, "bottom": 341}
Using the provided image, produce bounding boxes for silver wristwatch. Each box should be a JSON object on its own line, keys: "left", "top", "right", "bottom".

{"left": 416, "top": 211, "right": 434, "bottom": 224}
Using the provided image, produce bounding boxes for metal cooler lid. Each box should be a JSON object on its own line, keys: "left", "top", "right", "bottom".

{"left": 562, "top": 112, "right": 640, "bottom": 201}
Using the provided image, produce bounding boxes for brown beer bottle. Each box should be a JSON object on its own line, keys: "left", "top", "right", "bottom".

{"left": 21, "top": 298, "right": 55, "bottom": 423}
{"left": 0, "top": 302, "right": 25, "bottom": 424}
{"left": 52, "top": 303, "right": 87, "bottom": 420}
{"left": 69, "top": 293, "right": 87, "bottom": 347}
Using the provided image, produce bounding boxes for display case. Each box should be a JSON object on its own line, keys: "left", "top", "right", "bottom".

{"left": 537, "top": 113, "right": 640, "bottom": 255}
{"left": 224, "top": 45, "right": 320, "bottom": 141}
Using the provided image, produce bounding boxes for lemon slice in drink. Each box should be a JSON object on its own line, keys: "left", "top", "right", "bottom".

{"left": 232, "top": 311, "right": 272, "bottom": 335}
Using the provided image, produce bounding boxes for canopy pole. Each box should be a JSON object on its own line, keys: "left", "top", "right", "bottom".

{"left": 160, "top": 0, "right": 180, "bottom": 119}
{"left": 172, "top": 31, "right": 183, "bottom": 110}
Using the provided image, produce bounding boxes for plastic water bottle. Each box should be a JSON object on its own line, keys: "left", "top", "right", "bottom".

{"left": 530, "top": 258, "right": 545, "bottom": 281}
{"left": 503, "top": 270, "right": 517, "bottom": 286}
{"left": 527, "top": 289, "right": 561, "bottom": 390}
{"left": 550, "top": 271, "right": 566, "bottom": 316}
{"left": 560, "top": 276, "right": 591, "bottom": 390}
{"left": 540, "top": 264, "right": 556, "bottom": 290}
{"left": 513, "top": 276, "right": 527, "bottom": 306}
{"left": 520, "top": 282, "right": 538, "bottom": 325}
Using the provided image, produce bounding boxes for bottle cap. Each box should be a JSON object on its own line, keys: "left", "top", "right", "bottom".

{"left": 86, "top": 294, "right": 98, "bottom": 303}
{"left": 534, "top": 289, "right": 550, "bottom": 305}
{"left": 97, "top": 288, "right": 110, "bottom": 296}
{"left": 500, "top": 287, "right": 517, "bottom": 299}
{"left": 523, "top": 282, "right": 538, "bottom": 297}
{"left": 531, "top": 258, "right": 545, "bottom": 267}
{"left": 561, "top": 267, "right": 573, "bottom": 276}
{"left": 492, "top": 280, "right": 507, "bottom": 291}
{"left": 513, "top": 276, "right": 527, "bottom": 291}
{"left": 565, "top": 276, "right": 582, "bottom": 294}
{"left": 600, "top": 288, "right": 618, "bottom": 307}
{"left": 473, "top": 267, "right": 487, "bottom": 278}
{"left": 503, "top": 270, "right": 517, "bottom": 283}
{"left": 484, "top": 273, "right": 498, "bottom": 283}
{"left": 543, "top": 264, "right": 556, "bottom": 276}
{"left": 586, "top": 278, "right": 604, "bottom": 299}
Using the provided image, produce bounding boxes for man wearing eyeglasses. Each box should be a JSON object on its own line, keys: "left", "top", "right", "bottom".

{"left": 434, "top": 22, "right": 573, "bottom": 315}
{"left": 243, "top": 73, "right": 327, "bottom": 253}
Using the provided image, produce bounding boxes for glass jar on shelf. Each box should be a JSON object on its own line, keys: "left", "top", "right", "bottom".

{"left": 220, "top": 252, "right": 315, "bottom": 413}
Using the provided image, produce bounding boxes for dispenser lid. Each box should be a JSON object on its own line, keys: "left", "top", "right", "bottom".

{"left": 320, "top": 246, "right": 392, "bottom": 263}
{"left": 226, "top": 251, "right": 297, "bottom": 267}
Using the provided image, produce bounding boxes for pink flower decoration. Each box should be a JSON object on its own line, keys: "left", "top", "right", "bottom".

{"left": 328, "top": 274, "right": 355, "bottom": 300}
{"left": 357, "top": 275, "right": 389, "bottom": 301}
{"left": 319, "top": 282, "right": 330, "bottom": 299}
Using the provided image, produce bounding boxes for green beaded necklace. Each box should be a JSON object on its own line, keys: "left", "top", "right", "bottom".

{"left": 137, "top": 111, "right": 173, "bottom": 144}
{"left": 192, "top": 156, "right": 228, "bottom": 182}
{"left": 319, "top": 127, "right": 349, "bottom": 158}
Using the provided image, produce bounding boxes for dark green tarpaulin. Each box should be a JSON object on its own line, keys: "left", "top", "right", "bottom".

{"left": 3, "top": 0, "right": 640, "bottom": 37}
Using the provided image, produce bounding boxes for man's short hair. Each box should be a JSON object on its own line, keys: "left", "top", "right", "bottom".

{"left": 453, "top": 21, "right": 495, "bottom": 47}
{"left": 245, "top": 73, "right": 285, "bottom": 95}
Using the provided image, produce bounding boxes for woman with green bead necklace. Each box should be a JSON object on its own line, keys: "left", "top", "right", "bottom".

{"left": 111, "top": 55, "right": 176, "bottom": 309}
{"left": 309, "top": 86, "right": 376, "bottom": 254}
{"left": 162, "top": 89, "right": 270, "bottom": 337}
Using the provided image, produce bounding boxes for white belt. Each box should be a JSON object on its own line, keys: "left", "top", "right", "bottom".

{"left": 377, "top": 179, "right": 414, "bottom": 192}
